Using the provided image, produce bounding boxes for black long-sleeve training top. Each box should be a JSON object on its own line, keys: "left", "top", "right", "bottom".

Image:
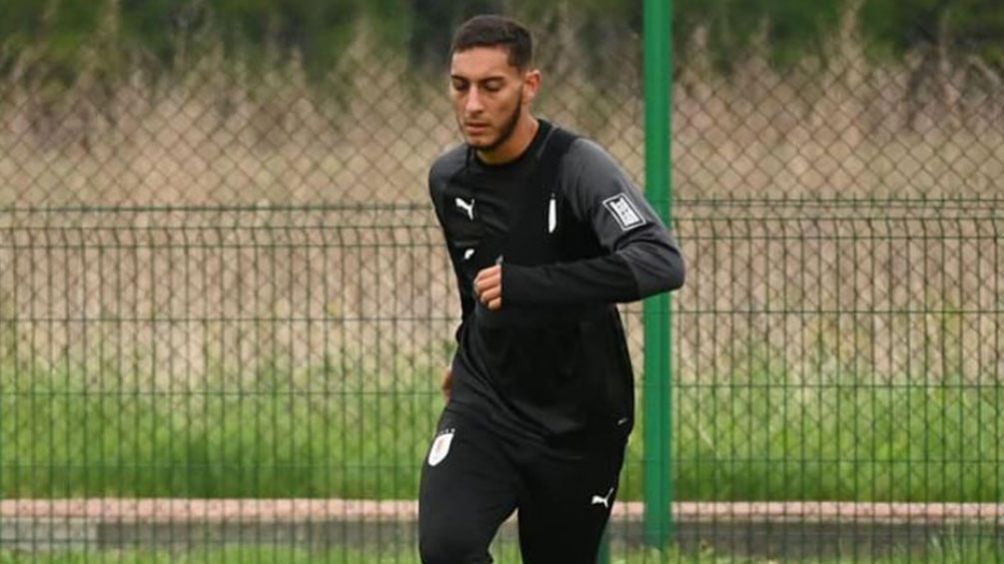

{"left": 429, "top": 120, "right": 685, "bottom": 447}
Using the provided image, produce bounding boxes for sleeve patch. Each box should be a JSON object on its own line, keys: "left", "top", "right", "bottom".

{"left": 602, "top": 193, "right": 647, "bottom": 231}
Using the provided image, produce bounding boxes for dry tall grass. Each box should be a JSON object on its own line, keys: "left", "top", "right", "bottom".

{"left": 2, "top": 23, "right": 1002, "bottom": 206}
{"left": 1, "top": 28, "right": 1002, "bottom": 387}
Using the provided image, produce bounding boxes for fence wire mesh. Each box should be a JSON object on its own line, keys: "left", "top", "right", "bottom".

{"left": 1, "top": 1, "right": 1002, "bottom": 562}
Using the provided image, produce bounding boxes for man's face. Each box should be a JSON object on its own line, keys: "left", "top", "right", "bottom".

{"left": 449, "top": 46, "right": 536, "bottom": 151}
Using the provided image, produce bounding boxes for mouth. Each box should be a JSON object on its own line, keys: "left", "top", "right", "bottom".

{"left": 464, "top": 123, "right": 490, "bottom": 134}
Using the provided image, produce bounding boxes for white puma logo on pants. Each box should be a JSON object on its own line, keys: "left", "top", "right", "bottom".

{"left": 590, "top": 487, "right": 615, "bottom": 509}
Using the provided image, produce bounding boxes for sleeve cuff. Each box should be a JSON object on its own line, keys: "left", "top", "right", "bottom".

{"left": 501, "top": 263, "right": 532, "bottom": 306}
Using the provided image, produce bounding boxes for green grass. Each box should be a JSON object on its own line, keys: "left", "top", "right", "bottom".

{"left": 0, "top": 356, "right": 444, "bottom": 499}
{"left": 1, "top": 538, "right": 1002, "bottom": 563}
{"left": 654, "top": 378, "right": 1003, "bottom": 502}
{"left": 2, "top": 357, "right": 1001, "bottom": 502}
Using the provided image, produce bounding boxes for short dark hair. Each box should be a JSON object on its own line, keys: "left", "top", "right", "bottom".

{"left": 451, "top": 15, "right": 534, "bottom": 70}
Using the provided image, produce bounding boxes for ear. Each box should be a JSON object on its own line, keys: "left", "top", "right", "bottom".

{"left": 522, "top": 69, "right": 541, "bottom": 105}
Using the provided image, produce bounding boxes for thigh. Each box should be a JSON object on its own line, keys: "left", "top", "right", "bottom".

{"left": 419, "top": 408, "right": 519, "bottom": 564}
{"left": 516, "top": 439, "right": 627, "bottom": 564}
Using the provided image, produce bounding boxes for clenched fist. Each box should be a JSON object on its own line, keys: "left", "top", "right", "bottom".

{"left": 473, "top": 265, "right": 502, "bottom": 310}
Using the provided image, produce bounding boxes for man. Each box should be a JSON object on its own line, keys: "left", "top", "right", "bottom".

{"left": 419, "top": 14, "right": 685, "bottom": 564}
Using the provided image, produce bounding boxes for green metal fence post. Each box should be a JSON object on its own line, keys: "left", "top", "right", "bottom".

{"left": 643, "top": 0, "right": 673, "bottom": 551}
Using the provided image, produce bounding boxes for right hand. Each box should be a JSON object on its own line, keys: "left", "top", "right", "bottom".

{"left": 441, "top": 367, "right": 453, "bottom": 401}
{"left": 473, "top": 265, "right": 503, "bottom": 310}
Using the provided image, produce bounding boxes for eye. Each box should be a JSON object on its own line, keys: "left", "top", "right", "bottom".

{"left": 483, "top": 80, "right": 503, "bottom": 92}
{"left": 451, "top": 79, "right": 469, "bottom": 92}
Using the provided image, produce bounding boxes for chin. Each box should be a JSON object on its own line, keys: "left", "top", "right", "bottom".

{"left": 466, "top": 138, "right": 495, "bottom": 150}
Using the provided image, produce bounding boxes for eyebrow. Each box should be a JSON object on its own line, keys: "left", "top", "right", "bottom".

{"left": 450, "top": 74, "right": 507, "bottom": 83}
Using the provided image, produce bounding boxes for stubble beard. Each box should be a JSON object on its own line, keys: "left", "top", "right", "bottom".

{"left": 464, "top": 89, "right": 523, "bottom": 153}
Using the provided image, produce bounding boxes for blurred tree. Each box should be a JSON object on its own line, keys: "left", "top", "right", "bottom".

{"left": 120, "top": 0, "right": 198, "bottom": 70}
{"left": 0, "top": 0, "right": 46, "bottom": 74}
{"left": 1, "top": 0, "right": 103, "bottom": 86}
{"left": 0, "top": 0, "right": 1001, "bottom": 88}
{"left": 408, "top": 0, "right": 502, "bottom": 72}
{"left": 206, "top": 0, "right": 357, "bottom": 80}
{"left": 673, "top": 0, "right": 846, "bottom": 72}
{"left": 861, "top": 0, "right": 1004, "bottom": 68}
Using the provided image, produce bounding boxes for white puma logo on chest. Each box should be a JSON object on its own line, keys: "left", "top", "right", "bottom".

{"left": 454, "top": 197, "right": 475, "bottom": 220}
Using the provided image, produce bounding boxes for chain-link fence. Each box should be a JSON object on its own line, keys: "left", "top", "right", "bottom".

{"left": 1, "top": 1, "right": 1002, "bottom": 562}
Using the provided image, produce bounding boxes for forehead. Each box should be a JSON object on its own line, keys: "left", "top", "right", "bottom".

{"left": 450, "top": 46, "right": 519, "bottom": 79}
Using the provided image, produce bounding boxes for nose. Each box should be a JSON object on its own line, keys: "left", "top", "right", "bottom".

{"left": 464, "top": 86, "right": 484, "bottom": 115}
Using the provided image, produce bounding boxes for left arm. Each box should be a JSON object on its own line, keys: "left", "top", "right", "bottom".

{"left": 486, "top": 139, "right": 684, "bottom": 307}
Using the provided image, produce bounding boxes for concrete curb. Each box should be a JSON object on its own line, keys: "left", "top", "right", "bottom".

{"left": 4, "top": 499, "right": 1003, "bottom": 524}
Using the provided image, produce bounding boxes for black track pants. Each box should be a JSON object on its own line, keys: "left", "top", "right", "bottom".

{"left": 418, "top": 407, "right": 627, "bottom": 564}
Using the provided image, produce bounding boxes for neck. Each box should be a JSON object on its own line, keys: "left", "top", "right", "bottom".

{"left": 477, "top": 114, "right": 539, "bottom": 165}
